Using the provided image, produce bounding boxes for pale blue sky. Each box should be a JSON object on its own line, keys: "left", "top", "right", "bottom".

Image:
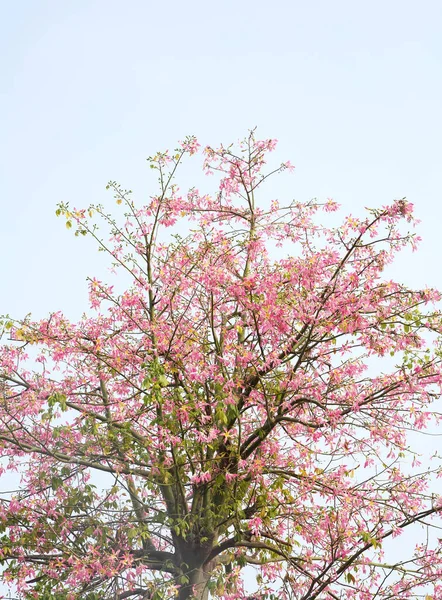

{"left": 1, "top": 1, "right": 442, "bottom": 596}
{"left": 2, "top": 0, "right": 442, "bottom": 320}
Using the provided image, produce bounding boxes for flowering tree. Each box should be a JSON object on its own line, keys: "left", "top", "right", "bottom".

{"left": 1, "top": 132, "right": 442, "bottom": 600}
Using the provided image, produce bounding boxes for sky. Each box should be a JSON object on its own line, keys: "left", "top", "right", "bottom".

{"left": 2, "top": 0, "right": 442, "bottom": 320}
{"left": 1, "top": 0, "right": 442, "bottom": 596}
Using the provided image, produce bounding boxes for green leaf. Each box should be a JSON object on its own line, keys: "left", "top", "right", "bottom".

{"left": 158, "top": 374, "right": 168, "bottom": 387}
{"left": 51, "top": 476, "right": 63, "bottom": 491}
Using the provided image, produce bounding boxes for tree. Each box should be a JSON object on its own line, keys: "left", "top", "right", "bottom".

{"left": 1, "top": 132, "right": 442, "bottom": 600}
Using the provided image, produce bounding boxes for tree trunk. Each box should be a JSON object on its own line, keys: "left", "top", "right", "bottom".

{"left": 177, "top": 565, "right": 211, "bottom": 600}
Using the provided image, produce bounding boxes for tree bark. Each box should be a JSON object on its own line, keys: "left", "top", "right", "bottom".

{"left": 177, "top": 565, "right": 211, "bottom": 600}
